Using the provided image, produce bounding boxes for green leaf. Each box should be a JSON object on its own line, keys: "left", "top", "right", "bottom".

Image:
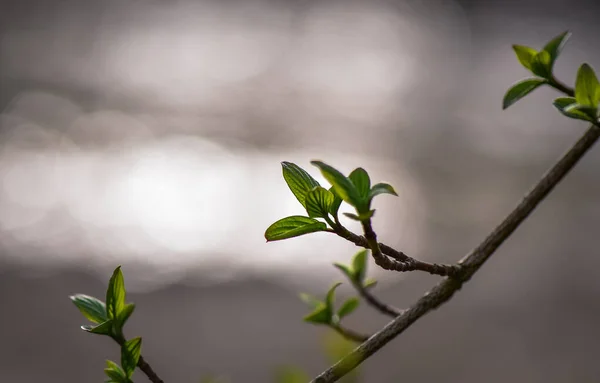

{"left": 530, "top": 50, "right": 552, "bottom": 79}
{"left": 328, "top": 186, "right": 343, "bottom": 217}
{"left": 333, "top": 263, "right": 353, "bottom": 282}
{"left": 368, "top": 183, "right": 398, "bottom": 201}
{"left": 342, "top": 210, "right": 375, "bottom": 222}
{"left": 281, "top": 162, "right": 320, "bottom": 208}
{"left": 325, "top": 282, "right": 342, "bottom": 313}
{"left": 274, "top": 366, "right": 310, "bottom": 383}
{"left": 305, "top": 186, "right": 334, "bottom": 218}
{"left": 121, "top": 337, "right": 142, "bottom": 378}
{"left": 299, "top": 293, "right": 322, "bottom": 309}
{"left": 564, "top": 103, "right": 598, "bottom": 120}
{"left": 542, "top": 31, "right": 571, "bottom": 69}
{"left": 337, "top": 298, "right": 360, "bottom": 318}
{"left": 70, "top": 294, "right": 108, "bottom": 324}
{"left": 502, "top": 78, "right": 547, "bottom": 109}
{"left": 363, "top": 278, "right": 378, "bottom": 289}
{"left": 265, "top": 216, "right": 327, "bottom": 241}
{"left": 303, "top": 304, "right": 331, "bottom": 325}
{"left": 83, "top": 319, "right": 114, "bottom": 336}
{"left": 106, "top": 266, "right": 126, "bottom": 321}
{"left": 115, "top": 303, "right": 136, "bottom": 331}
{"left": 311, "top": 161, "right": 362, "bottom": 210}
{"left": 105, "top": 360, "right": 127, "bottom": 382}
{"left": 351, "top": 250, "right": 368, "bottom": 283}
{"left": 342, "top": 212, "right": 361, "bottom": 221}
{"left": 512, "top": 45, "right": 537, "bottom": 71}
{"left": 553, "top": 97, "right": 596, "bottom": 122}
{"left": 348, "top": 168, "right": 370, "bottom": 200}
{"left": 575, "top": 63, "right": 600, "bottom": 108}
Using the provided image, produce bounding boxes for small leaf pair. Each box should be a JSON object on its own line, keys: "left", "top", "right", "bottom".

{"left": 300, "top": 283, "right": 360, "bottom": 326}
{"left": 104, "top": 337, "right": 142, "bottom": 382}
{"left": 553, "top": 64, "right": 600, "bottom": 122}
{"left": 503, "top": 31, "right": 571, "bottom": 109}
{"left": 334, "top": 250, "right": 377, "bottom": 289}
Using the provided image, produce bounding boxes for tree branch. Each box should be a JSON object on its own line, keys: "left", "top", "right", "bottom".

{"left": 137, "top": 355, "right": 164, "bottom": 383}
{"left": 331, "top": 324, "right": 371, "bottom": 343}
{"left": 311, "top": 123, "right": 600, "bottom": 383}
{"left": 353, "top": 282, "right": 402, "bottom": 318}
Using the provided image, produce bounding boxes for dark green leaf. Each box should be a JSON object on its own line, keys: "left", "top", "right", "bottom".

{"left": 328, "top": 187, "right": 343, "bottom": 217}
{"left": 553, "top": 97, "right": 596, "bottom": 122}
{"left": 106, "top": 266, "right": 126, "bottom": 321}
{"left": 121, "top": 337, "right": 142, "bottom": 378}
{"left": 502, "top": 78, "right": 547, "bottom": 109}
{"left": 265, "top": 216, "right": 327, "bottom": 241}
{"left": 325, "top": 282, "right": 342, "bottom": 313}
{"left": 343, "top": 210, "right": 375, "bottom": 222}
{"left": 311, "top": 161, "right": 362, "bottom": 210}
{"left": 351, "top": 250, "right": 368, "bottom": 283}
{"left": 281, "top": 162, "right": 321, "bottom": 208}
{"left": 333, "top": 263, "right": 353, "bottom": 282}
{"left": 83, "top": 319, "right": 114, "bottom": 336}
{"left": 575, "top": 63, "right": 600, "bottom": 108}
{"left": 299, "top": 293, "right": 322, "bottom": 309}
{"left": 368, "top": 183, "right": 398, "bottom": 201}
{"left": 530, "top": 50, "right": 552, "bottom": 79}
{"left": 343, "top": 212, "right": 361, "bottom": 221}
{"left": 305, "top": 186, "right": 334, "bottom": 218}
{"left": 348, "top": 168, "right": 370, "bottom": 200}
{"left": 542, "top": 31, "right": 571, "bottom": 69}
{"left": 303, "top": 304, "right": 331, "bottom": 325}
{"left": 115, "top": 303, "right": 136, "bottom": 331}
{"left": 512, "top": 45, "right": 537, "bottom": 71}
{"left": 337, "top": 298, "right": 360, "bottom": 318}
{"left": 275, "top": 366, "right": 310, "bottom": 383}
{"left": 70, "top": 294, "right": 108, "bottom": 324}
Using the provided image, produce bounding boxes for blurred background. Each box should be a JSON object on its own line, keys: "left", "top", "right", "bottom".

{"left": 1, "top": 0, "right": 600, "bottom": 381}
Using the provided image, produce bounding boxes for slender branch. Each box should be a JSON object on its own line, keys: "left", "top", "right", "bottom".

{"left": 331, "top": 323, "right": 371, "bottom": 343}
{"left": 353, "top": 282, "right": 402, "bottom": 318}
{"left": 549, "top": 76, "right": 575, "bottom": 97}
{"left": 311, "top": 123, "right": 600, "bottom": 383}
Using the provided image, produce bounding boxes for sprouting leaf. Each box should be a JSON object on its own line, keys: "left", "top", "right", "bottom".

{"left": 363, "top": 278, "right": 378, "bottom": 289}
{"left": 305, "top": 186, "right": 334, "bottom": 219}
{"left": 325, "top": 282, "right": 342, "bottom": 313}
{"left": 348, "top": 168, "right": 371, "bottom": 200}
{"left": 542, "top": 30, "right": 571, "bottom": 69}
{"left": 342, "top": 210, "right": 375, "bottom": 222}
{"left": 265, "top": 216, "right": 327, "bottom": 241}
{"left": 553, "top": 97, "right": 596, "bottom": 122}
{"left": 106, "top": 266, "right": 126, "bottom": 321}
{"left": 83, "top": 319, "right": 114, "bottom": 336}
{"left": 121, "top": 337, "right": 142, "bottom": 378}
{"left": 351, "top": 250, "right": 368, "bottom": 283}
{"left": 299, "top": 293, "right": 322, "bottom": 310}
{"left": 343, "top": 212, "right": 361, "bottom": 221}
{"left": 274, "top": 366, "right": 310, "bottom": 383}
{"left": 575, "top": 63, "right": 600, "bottom": 108}
{"left": 368, "top": 183, "right": 398, "bottom": 201}
{"left": 564, "top": 103, "right": 597, "bottom": 120}
{"left": 104, "top": 360, "right": 127, "bottom": 382}
{"left": 281, "top": 162, "right": 321, "bottom": 208}
{"left": 512, "top": 45, "right": 538, "bottom": 71}
{"left": 70, "top": 294, "right": 108, "bottom": 324}
{"left": 502, "top": 78, "right": 547, "bottom": 109}
{"left": 328, "top": 186, "right": 343, "bottom": 217}
{"left": 311, "top": 161, "right": 362, "bottom": 210}
{"left": 333, "top": 263, "right": 353, "bottom": 282}
{"left": 530, "top": 50, "right": 552, "bottom": 79}
{"left": 337, "top": 298, "right": 360, "bottom": 318}
{"left": 303, "top": 304, "right": 331, "bottom": 325}
{"left": 115, "top": 303, "right": 136, "bottom": 332}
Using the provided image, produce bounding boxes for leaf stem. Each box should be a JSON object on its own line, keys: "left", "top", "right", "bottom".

{"left": 330, "top": 324, "right": 370, "bottom": 343}
{"left": 352, "top": 282, "right": 402, "bottom": 318}
{"left": 549, "top": 76, "right": 575, "bottom": 97}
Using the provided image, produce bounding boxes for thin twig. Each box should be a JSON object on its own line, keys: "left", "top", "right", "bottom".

{"left": 353, "top": 282, "right": 402, "bottom": 318}
{"left": 331, "top": 324, "right": 371, "bottom": 343}
{"left": 311, "top": 123, "right": 600, "bottom": 383}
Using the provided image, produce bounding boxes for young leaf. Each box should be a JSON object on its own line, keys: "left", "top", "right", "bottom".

{"left": 575, "top": 63, "right": 600, "bottom": 108}
{"left": 265, "top": 216, "right": 327, "bottom": 241}
{"left": 121, "top": 337, "right": 142, "bottom": 378}
{"left": 343, "top": 212, "right": 361, "bottom": 221}
{"left": 512, "top": 45, "right": 537, "bottom": 71}
{"left": 343, "top": 210, "right": 375, "bottom": 222}
{"left": 325, "top": 282, "right": 342, "bottom": 313}
{"left": 554, "top": 97, "right": 596, "bottom": 122}
{"left": 363, "top": 278, "right": 378, "bottom": 289}
{"left": 311, "top": 161, "right": 362, "bottom": 210}
{"left": 368, "top": 183, "right": 398, "bottom": 201}
{"left": 106, "top": 266, "right": 126, "bottom": 321}
{"left": 275, "top": 366, "right": 310, "bottom": 383}
{"left": 542, "top": 30, "right": 571, "bottom": 69}
{"left": 502, "top": 78, "right": 547, "bottom": 109}
{"left": 348, "top": 168, "right": 371, "bottom": 200}
{"left": 299, "top": 293, "right": 323, "bottom": 309}
{"left": 530, "top": 50, "right": 552, "bottom": 79}
{"left": 105, "top": 360, "right": 127, "bottom": 383}
{"left": 333, "top": 263, "right": 354, "bottom": 282}
{"left": 83, "top": 319, "right": 114, "bottom": 336}
{"left": 281, "top": 162, "right": 320, "bottom": 208}
{"left": 70, "top": 294, "right": 108, "bottom": 324}
{"left": 115, "top": 303, "right": 136, "bottom": 331}
{"left": 564, "top": 103, "right": 598, "bottom": 120}
{"left": 351, "top": 250, "right": 368, "bottom": 283}
{"left": 337, "top": 298, "right": 360, "bottom": 318}
{"left": 328, "top": 186, "right": 343, "bottom": 217}
{"left": 305, "top": 186, "right": 334, "bottom": 219}
{"left": 303, "top": 304, "right": 331, "bottom": 325}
